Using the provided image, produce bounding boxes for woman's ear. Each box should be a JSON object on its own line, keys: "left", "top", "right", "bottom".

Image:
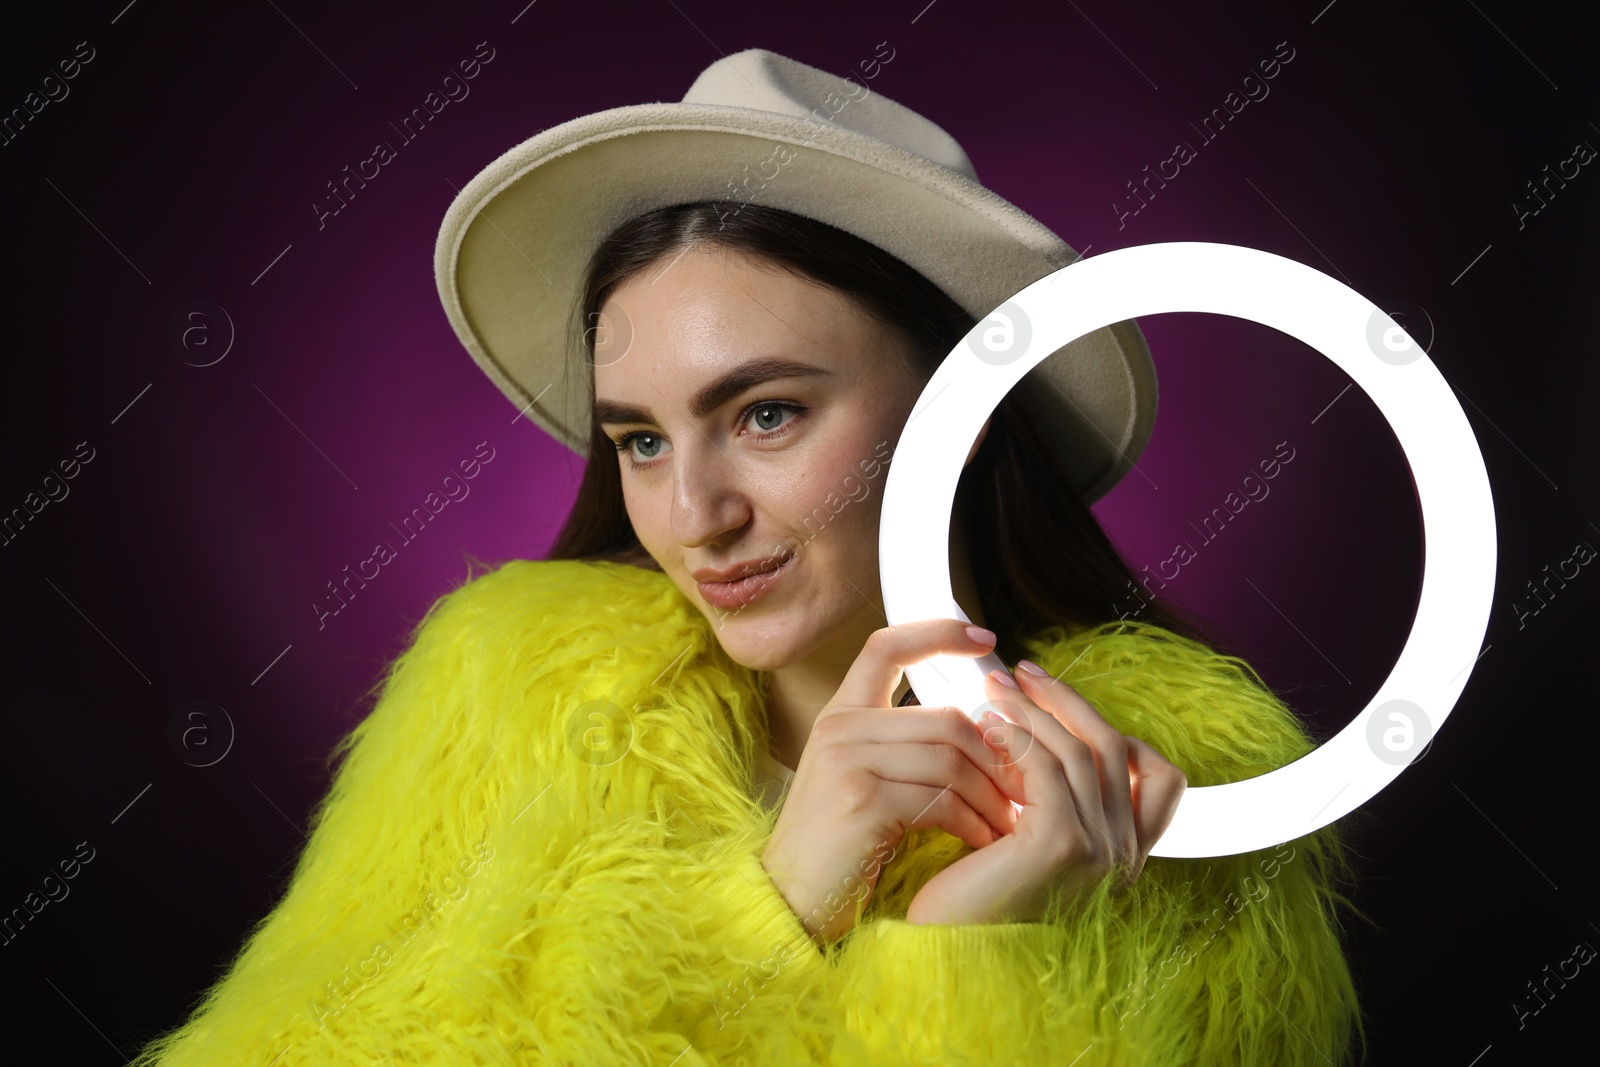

{"left": 963, "top": 416, "right": 992, "bottom": 468}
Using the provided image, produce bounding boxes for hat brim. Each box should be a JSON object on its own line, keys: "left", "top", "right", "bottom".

{"left": 434, "top": 101, "right": 1156, "bottom": 504}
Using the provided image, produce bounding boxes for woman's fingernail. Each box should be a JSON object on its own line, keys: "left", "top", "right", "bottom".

{"left": 966, "top": 626, "right": 997, "bottom": 645}
{"left": 988, "top": 668, "right": 1020, "bottom": 689}
{"left": 1016, "top": 659, "right": 1049, "bottom": 678}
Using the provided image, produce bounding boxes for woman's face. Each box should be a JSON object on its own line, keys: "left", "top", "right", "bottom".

{"left": 592, "top": 245, "right": 926, "bottom": 673}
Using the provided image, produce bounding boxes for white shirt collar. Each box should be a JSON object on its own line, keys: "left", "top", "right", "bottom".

{"left": 752, "top": 747, "right": 795, "bottom": 811}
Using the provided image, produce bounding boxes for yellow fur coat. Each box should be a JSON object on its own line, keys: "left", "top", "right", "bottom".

{"left": 131, "top": 558, "right": 1366, "bottom": 1065}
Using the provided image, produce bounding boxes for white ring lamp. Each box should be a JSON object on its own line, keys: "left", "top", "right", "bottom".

{"left": 880, "top": 242, "right": 1495, "bottom": 858}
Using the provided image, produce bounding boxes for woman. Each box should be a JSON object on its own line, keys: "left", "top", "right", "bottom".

{"left": 570, "top": 198, "right": 1221, "bottom": 941}
{"left": 133, "top": 49, "right": 1367, "bottom": 1066}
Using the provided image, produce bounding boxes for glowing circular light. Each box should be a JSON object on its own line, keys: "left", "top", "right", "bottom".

{"left": 880, "top": 242, "right": 1495, "bottom": 858}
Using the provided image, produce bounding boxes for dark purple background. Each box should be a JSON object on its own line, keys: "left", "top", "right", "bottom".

{"left": 3, "top": 0, "right": 1594, "bottom": 1061}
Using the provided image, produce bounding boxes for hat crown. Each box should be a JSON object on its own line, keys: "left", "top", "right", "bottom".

{"left": 680, "top": 48, "right": 980, "bottom": 182}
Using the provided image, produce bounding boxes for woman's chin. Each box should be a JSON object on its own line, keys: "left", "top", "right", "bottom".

{"left": 703, "top": 614, "right": 800, "bottom": 672}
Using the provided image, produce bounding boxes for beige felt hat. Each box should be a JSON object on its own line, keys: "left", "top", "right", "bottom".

{"left": 434, "top": 47, "right": 1156, "bottom": 503}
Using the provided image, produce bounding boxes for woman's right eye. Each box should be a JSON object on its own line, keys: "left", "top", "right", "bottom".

{"left": 612, "top": 431, "right": 671, "bottom": 469}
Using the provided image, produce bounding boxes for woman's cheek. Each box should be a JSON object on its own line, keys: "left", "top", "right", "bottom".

{"left": 621, "top": 483, "right": 663, "bottom": 550}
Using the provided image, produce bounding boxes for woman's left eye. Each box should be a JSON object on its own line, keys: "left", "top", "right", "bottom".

{"left": 743, "top": 400, "right": 804, "bottom": 435}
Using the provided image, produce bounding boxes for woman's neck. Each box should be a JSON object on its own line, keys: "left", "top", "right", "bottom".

{"left": 762, "top": 516, "right": 987, "bottom": 771}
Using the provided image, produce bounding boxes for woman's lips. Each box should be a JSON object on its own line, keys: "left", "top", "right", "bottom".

{"left": 696, "top": 554, "right": 795, "bottom": 611}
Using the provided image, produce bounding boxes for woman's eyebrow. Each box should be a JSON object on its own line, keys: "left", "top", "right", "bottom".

{"left": 594, "top": 357, "right": 832, "bottom": 426}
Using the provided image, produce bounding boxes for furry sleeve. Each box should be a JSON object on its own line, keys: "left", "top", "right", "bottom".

{"left": 129, "top": 560, "right": 834, "bottom": 1065}
{"left": 826, "top": 620, "right": 1368, "bottom": 1067}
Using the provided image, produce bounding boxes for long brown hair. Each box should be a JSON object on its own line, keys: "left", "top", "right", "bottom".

{"left": 545, "top": 201, "right": 1223, "bottom": 667}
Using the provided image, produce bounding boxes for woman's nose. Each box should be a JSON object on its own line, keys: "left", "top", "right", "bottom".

{"left": 670, "top": 440, "right": 751, "bottom": 547}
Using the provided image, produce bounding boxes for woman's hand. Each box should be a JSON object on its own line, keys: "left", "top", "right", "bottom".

{"left": 905, "top": 660, "right": 1187, "bottom": 927}
{"left": 760, "top": 621, "right": 1027, "bottom": 946}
